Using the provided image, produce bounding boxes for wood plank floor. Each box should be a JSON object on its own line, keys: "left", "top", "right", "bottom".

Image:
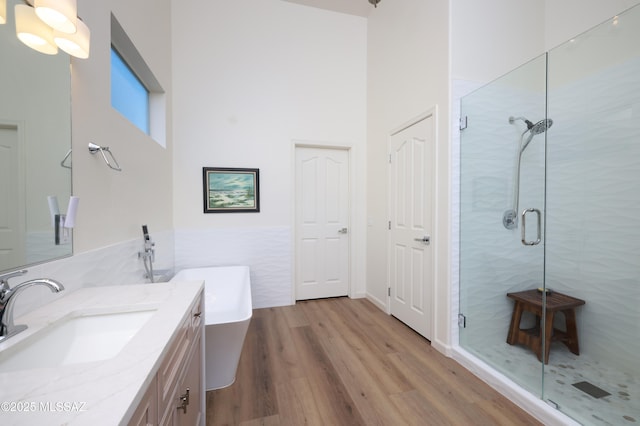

{"left": 206, "top": 297, "right": 542, "bottom": 426}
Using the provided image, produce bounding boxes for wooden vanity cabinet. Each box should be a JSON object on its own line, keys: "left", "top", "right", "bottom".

{"left": 128, "top": 291, "right": 204, "bottom": 426}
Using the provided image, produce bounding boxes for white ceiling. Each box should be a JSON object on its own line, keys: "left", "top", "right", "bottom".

{"left": 281, "top": 0, "right": 375, "bottom": 17}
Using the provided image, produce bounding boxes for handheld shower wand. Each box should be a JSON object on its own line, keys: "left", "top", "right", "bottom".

{"left": 503, "top": 116, "right": 553, "bottom": 229}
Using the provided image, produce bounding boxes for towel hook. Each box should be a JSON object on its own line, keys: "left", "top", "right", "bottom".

{"left": 88, "top": 143, "right": 122, "bottom": 171}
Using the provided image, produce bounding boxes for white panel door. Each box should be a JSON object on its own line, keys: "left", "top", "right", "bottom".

{"left": 388, "top": 114, "right": 434, "bottom": 340}
{"left": 0, "top": 123, "right": 24, "bottom": 271}
{"left": 295, "top": 147, "right": 349, "bottom": 300}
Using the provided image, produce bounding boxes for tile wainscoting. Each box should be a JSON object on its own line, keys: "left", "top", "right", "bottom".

{"left": 174, "top": 226, "right": 292, "bottom": 309}
{"left": 9, "top": 230, "right": 174, "bottom": 320}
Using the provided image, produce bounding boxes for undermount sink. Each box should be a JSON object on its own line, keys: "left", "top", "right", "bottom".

{"left": 0, "top": 309, "right": 156, "bottom": 373}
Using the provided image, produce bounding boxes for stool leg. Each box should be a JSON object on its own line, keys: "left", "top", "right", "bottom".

{"left": 543, "top": 311, "right": 554, "bottom": 364}
{"left": 563, "top": 309, "right": 580, "bottom": 355}
{"left": 507, "top": 302, "right": 523, "bottom": 345}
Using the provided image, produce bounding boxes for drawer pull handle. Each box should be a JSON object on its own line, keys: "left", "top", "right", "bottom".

{"left": 177, "top": 388, "right": 190, "bottom": 414}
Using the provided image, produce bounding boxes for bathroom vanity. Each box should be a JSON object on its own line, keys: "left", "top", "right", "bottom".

{"left": 130, "top": 285, "right": 204, "bottom": 425}
{"left": 0, "top": 281, "right": 204, "bottom": 425}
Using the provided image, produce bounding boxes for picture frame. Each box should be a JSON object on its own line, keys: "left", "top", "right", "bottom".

{"left": 202, "top": 167, "right": 260, "bottom": 213}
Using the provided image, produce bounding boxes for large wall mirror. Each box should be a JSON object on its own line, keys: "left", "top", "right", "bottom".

{"left": 0, "top": 0, "right": 72, "bottom": 273}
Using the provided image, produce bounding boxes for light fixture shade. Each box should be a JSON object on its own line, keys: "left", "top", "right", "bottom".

{"left": 54, "top": 17, "right": 89, "bottom": 58}
{"left": 15, "top": 4, "right": 58, "bottom": 55}
{"left": 1, "top": 0, "right": 7, "bottom": 25}
{"left": 34, "top": 0, "right": 77, "bottom": 34}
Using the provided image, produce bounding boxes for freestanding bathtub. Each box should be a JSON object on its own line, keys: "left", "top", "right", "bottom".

{"left": 171, "top": 266, "right": 252, "bottom": 390}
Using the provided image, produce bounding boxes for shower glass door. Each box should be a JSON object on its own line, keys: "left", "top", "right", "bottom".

{"left": 461, "top": 4, "right": 640, "bottom": 424}
{"left": 459, "top": 53, "right": 548, "bottom": 398}
{"left": 545, "top": 5, "right": 640, "bottom": 424}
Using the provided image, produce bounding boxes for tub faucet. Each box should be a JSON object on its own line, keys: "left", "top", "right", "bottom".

{"left": 139, "top": 225, "right": 156, "bottom": 283}
{"left": 0, "top": 270, "right": 64, "bottom": 343}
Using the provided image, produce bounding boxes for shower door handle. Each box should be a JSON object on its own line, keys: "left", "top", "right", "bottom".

{"left": 521, "top": 208, "right": 541, "bottom": 246}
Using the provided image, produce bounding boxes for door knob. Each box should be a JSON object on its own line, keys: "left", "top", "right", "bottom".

{"left": 414, "top": 236, "right": 430, "bottom": 245}
{"left": 338, "top": 228, "right": 348, "bottom": 234}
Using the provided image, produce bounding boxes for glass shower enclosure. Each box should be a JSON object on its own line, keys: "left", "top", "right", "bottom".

{"left": 459, "top": 5, "right": 640, "bottom": 425}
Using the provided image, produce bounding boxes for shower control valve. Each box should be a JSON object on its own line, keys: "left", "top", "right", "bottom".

{"left": 503, "top": 209, "right": 518, "bottom": 230}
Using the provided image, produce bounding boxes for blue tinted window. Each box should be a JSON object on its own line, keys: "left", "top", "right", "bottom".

{"left": 111, "top": 48, "right": 149, "bottom": 134}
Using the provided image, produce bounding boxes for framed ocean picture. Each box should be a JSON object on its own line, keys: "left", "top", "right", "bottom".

{"left": 202, "top": 167, "right": 260, "bottom": 213}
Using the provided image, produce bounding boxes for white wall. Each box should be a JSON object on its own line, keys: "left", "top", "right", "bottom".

{"left": 71, "top": 0, "right": 174, "bottom": 253}
{"left": 366, "top": 0, "right": 452, "bottom": 351}
{"left": 171, "top": 0, "right": 367, "bottom": 307}
{"left": 452, "top": 0, "right": 546, "bottom": 84}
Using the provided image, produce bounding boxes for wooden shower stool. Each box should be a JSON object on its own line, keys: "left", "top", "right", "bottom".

{"left": 506, "top": 289, "right": 585, "bottom": 364}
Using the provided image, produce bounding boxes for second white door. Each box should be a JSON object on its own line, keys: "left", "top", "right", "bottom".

{"left": 295, "top": 147, "right": 350, "bottom": 300}
{"left": 388, "top": 114, "right": 435, "bottom": 340}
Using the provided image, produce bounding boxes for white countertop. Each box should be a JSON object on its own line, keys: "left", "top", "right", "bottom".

{"left": 0, "top": 281, "right": 203, "bottom": 425}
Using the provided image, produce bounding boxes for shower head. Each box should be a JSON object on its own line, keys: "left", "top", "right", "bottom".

{"left": 509, "top": 116, "right": 554, "bottom": 151}
{"left": 509, "top": 116, "right": 553, "bottom": 134}
{"left": 529, "top": 118, "right": 553, "bottom": 135}
{"left": 520, "top": 118, "right": 553, "bottom": 152}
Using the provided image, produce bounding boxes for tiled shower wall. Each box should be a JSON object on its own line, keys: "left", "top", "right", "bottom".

{"left": 545, "top": 55, "right": 640, "bottom": 373}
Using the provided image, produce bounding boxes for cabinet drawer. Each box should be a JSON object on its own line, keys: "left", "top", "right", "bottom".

{"left": 158, "top": 291, "right": 203, "bottom": 410}
{"left": 176, "top": 334, "right": 203, "bottom": 426}
{"left": 158, "top": 315, "right": 190, "bottom": 408}
{"left": 159, "top": 334, "right": 203, "bottom": 426}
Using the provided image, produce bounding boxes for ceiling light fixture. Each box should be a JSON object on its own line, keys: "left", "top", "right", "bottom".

{"left": 13, "top": 0, "right": 90, "bottom": 58}
{"left": 15, "top": 3, "right": 57, "bottom": 54}
{"left": 34, "top": 0, "right": 76, "bottom": 33}
{"left": 368, "top": 0, "right": 381, "bottom": 8}
{"left": 1, "top": 0, "right": 7, "bottom": 25}
{"left": 54, "top": 16, "right": 89, "bottom": 58}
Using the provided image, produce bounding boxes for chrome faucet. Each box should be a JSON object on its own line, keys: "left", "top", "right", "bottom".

{"left": 0, "top": 270, "right": 64, "bottom": 343}
{"left": 139, "top": 225, "right": 156, "bottom": 283}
